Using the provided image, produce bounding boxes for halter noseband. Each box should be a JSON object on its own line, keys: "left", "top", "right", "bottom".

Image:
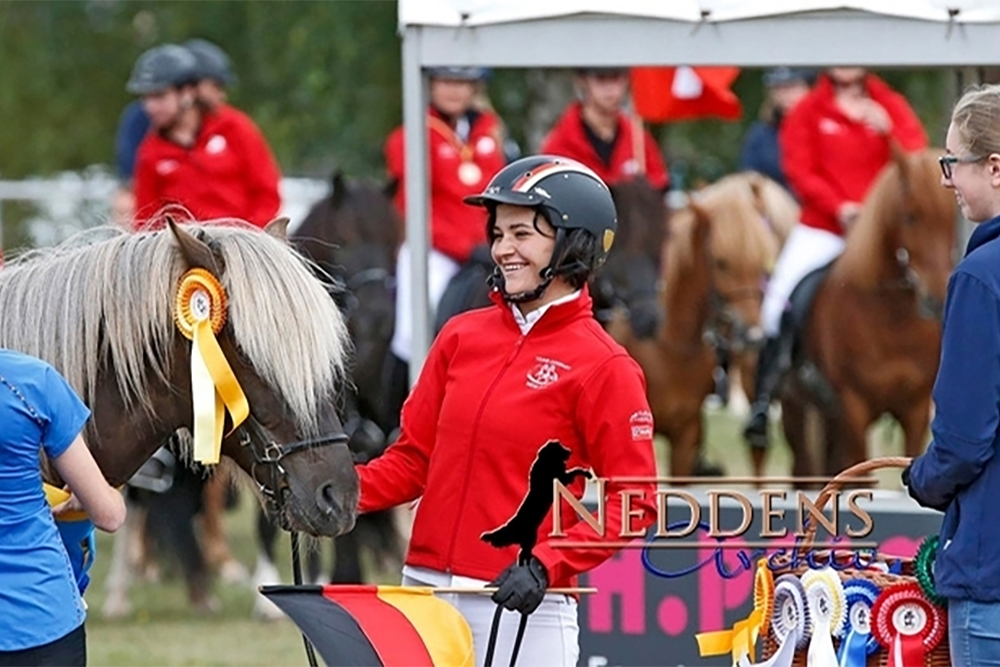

{"left": 238, "top": 415, "right": 349, "bottom": 519}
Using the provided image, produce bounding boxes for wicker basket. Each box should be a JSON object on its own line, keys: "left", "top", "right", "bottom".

{"left": 760, "top": 456, "right": 950, "bottom": 667}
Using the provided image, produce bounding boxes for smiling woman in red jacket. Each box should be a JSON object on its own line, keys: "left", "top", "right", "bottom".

{"left": 744, "top": 68, "right": 928, "bottom": 452}
{"left": 357, "top": 155, "right": 658, "bottom": 667}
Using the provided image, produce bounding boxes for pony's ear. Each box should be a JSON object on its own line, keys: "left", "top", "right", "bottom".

{"left": 890, "top": 139, "right": 910, "bottom": 178}
{"left": 168, "top": 217, "right": 220, "bottom": 273}
{"left": 263, "top": 216, "right": 290, "bottom": 240}
{"left": 331, "top": 170, "right": 347, "bottom": 209}
{"left": 689, "top": 200, "right": 713, "bottom": 244}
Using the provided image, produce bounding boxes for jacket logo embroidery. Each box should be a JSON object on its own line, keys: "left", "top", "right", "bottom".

{"left": 155, "top": 159, "right": 179, "bottom": 175}
{"left": 206, "top": 134, "right": 228, "bottom": 155}
{"left": 630, "top": 410, "right": 654, "bottom": 441}
{"left": 526, "top": 356, "right": 571, "bottom": 390}
{"left": 819, "top": 118, "right": 843, "bottom": 135}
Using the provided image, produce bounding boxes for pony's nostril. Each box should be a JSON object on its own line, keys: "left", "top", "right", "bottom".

{"left": 316, "top": 482, "right": 341, "bottom": 516}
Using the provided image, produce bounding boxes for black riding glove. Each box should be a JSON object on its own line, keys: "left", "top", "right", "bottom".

{"left": 490, "top": 557, "right": 549, "bottom": 615}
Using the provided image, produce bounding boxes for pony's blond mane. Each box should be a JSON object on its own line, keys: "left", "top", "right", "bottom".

{"left": 0, "top": 223, "right": 350, "bottom": 437}
{"left": 667, "top": 173, "right": 789, "bottom": 286}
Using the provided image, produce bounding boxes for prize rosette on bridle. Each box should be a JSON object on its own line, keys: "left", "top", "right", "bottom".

{"left": 173, "top": 268, "right": 249, "bottom": 464}
{"left": 872, "top": 582, "right": 946, "bottom": 667}
{"left": 801, "top": 568, "right": 846, "bottom": 667}
{"left": 835, "top": 578, "right": 881, "bottom": 667}
{"left": 914, "top": 535, "right": 946, "bottom": 608}
{"left": 696, "top": 559, "right": 775, "bottom": 665}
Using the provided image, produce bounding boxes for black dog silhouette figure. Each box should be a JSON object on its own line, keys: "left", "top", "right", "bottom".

{"left": 481, "top": 440, "right": 592, "bottom": 561}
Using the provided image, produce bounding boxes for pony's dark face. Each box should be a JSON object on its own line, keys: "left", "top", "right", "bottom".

{"left": 218, "top": 351, "right": 358, "bottom": 537}
{"left": 169, "top": 220, "right": 359, "bottom": 538}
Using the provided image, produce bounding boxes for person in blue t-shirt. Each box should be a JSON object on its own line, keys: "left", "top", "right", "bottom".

{"left": 738, "top": 67, "right": 811, "bottom": 192}
{"left": 0, "top": 349, "right": 125, "bottom": 666}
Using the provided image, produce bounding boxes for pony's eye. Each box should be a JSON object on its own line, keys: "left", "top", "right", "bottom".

{"left": 714, "top": 258, "right": 730, "bottom": 272}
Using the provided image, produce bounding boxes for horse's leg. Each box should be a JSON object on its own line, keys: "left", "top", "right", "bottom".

{"left": 147, "top": 467, "right": 218, "bottom": 614}
{"left": 668, "top": 411, "right": 703, "bottom": 478}
{"left": 102, "top": 493, "right": 141, "bottom": 619}
{"left": 331, "top": 529, "right": 364, "bottom": 584}
{"left": 897, "top": 397, "right": 933, "bottom": 459}
{"left": 833, "top": 389, "right": 873, "bottom": 476}
{"left": 780, "top": 395, "right": 812, "bottom": 481}
{"left": 252, "top": 507, "right": 285, "bottom": 621}
{"left": 200, "top": 467, "right": 248, "bottom": 584}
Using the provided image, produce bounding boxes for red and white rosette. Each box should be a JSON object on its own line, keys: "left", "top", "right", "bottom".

{"left": 872, "top": 582, "right": 946, "bottom": 667}
{"left": 802, "top": 568, "right": 847, "bottom": 667}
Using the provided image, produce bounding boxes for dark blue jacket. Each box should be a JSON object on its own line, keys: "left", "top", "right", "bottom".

{"left": 739, "top": 119, "right": 788, "bottom": 191}
{"left": 114, "top": 101, "right": 150, "bottom": 183}
{"left": 908, "top": 214, "right": 1000, "bottom": 601}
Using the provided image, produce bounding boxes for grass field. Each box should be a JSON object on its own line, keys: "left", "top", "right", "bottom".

{"left": 83, "top": 406, "right": 909, "bottom": 666}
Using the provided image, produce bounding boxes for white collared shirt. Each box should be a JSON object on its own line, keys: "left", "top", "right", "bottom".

{"left": 510, "top": 290, "right": 582, "bottom": 335}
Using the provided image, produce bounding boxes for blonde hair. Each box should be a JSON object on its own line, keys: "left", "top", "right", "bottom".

{"left": 952, "top": 84, "right": 1000, "bottom": 157}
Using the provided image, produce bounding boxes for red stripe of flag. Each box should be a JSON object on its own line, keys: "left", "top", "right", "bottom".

{"left": 323, "top": 585, "right": 435, "bottom": 667}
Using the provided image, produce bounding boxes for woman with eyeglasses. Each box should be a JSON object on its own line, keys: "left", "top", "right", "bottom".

{"left": 905, "top": 83, "right": 1000, "bottom": 666}
{"left": 743, "top": 67, "right": 928, "bottom": 455}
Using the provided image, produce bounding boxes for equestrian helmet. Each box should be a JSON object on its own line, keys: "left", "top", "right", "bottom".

{"left": 465, "top": 155, "right": 618, "bottom": 258}
{"left": 428, "top": 66, "right": 490, "bottom": 82}
{"left": 183, "top": 38, "right": 236, "bottom": 86}
{"left": 126, "top": 44, "right": 199, "bottom": 95}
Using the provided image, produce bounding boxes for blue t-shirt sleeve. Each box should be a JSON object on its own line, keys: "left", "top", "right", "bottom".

{"left": 908, "top": 271, "right": 1000, "bottom": 508}
{"left": 41, "top": 366, "right": 90, "bottom": 459}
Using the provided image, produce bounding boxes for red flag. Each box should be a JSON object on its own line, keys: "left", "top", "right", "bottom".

{"left": 631, "top": 66, "right": 742, "bottom": 122}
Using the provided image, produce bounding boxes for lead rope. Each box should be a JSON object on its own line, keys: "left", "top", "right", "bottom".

{"left": 291, "top": 530, "right": 319, "bottom": 667}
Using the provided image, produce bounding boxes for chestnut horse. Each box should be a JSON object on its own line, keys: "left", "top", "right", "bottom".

{"left": 609, "top": 173, "right": 798, "bottom": 476}
{"left": 0, "top": 220, "right": 359, "bottom": 535}
{"left": 777, "top": 148, "right": 957, "bottom": 478}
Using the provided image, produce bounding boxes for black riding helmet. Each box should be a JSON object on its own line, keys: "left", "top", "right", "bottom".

{"left": 183, "top": 39, "right": 236, "bottom": 86}
{"left": 126, "top": 44, "right": 199, "bottom": 95}
{"left": 464, "top": 155, "right": 618, "bottom": 303}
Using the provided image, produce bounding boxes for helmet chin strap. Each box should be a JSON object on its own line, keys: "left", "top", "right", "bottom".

{"left": 489, "top": 266, "right": 556, "bottom": 304}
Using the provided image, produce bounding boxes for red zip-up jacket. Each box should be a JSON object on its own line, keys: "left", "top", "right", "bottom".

{"left": 779, "top": 74, "right": 928, "bottom": 236}
{"left": 133, "top": 104, "right": 281, "bottom": 228}
{"left": 357, "top": 288, "right": 658, "bottom": 588}
{"left": 540, "top": 102, "right": 670, "bottom": 192}
{"left": 384, "top": 108, "right": 507, "bottom": 264}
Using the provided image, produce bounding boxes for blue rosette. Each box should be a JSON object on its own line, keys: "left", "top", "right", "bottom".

{"left": 835, "top": 578, "right": 881, "bottom": 666}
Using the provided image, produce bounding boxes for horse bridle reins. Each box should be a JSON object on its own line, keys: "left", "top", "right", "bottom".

{"left": 237, "top": 416, "right": 348, "bottom": 667}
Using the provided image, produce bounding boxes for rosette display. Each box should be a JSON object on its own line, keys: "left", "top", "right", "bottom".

{"left": 836, "top": 578, "right": 881, "bottom": 667}
{"left": 174, "top": 268, "right": 249, "bottom": 464}
{"left": 801, "top": 568, "right": 846, "bottom": 667}
{"left": 697, "top": 560, "right": 776, "bottom": 665}
{"left": 915, "top": 535, "right": 945, "bottom": 608}
{"left": 872, "top": 582, "right": 946, "bottom": 667}
{"left": 754, "top": 575, "right": 811, "bottom": 667}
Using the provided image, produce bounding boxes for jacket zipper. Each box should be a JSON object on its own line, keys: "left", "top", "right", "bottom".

{"left": 444, "top": 332, "right": 528, "bottom": 572}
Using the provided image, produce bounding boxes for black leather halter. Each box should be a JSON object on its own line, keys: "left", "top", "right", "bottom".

{"left": 238, "top": 415, "right": 349, "bottom": 507}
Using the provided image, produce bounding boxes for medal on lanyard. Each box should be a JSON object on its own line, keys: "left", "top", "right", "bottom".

{"left": 430, "top": 116, "right": 482, "bottom": 186}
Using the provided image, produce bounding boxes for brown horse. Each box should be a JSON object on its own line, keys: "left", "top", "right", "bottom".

{"left": 0, "top": 220, "right": 359, "bottom": 536}
{"left": 778, "top": 148, "right": 957, "bottom": 479}
{"left": 609, "top": 173, "right": 798, "bottom": 476}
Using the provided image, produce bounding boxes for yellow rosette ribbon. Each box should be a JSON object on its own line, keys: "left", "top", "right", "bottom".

{"left": 696, "top": 559, "right": 775, "bottom": 666}
{"left": 173, "top": 268, "right": 249, "bottom": 465}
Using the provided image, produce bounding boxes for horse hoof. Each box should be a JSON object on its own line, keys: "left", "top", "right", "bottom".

{"left": 693, "top": 460, "right": 725, "bottom": 477}
{"left": 218, "top": 558, "right": 250, "bottom": 584}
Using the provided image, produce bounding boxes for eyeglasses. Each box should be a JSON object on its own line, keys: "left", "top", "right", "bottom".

{"left": 939, "top": 154, "right": 987, "bottom": 180}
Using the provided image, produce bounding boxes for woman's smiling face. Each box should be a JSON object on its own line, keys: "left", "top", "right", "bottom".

{"left": 943, "top": 121, "right": 1000, "bottom": 223}
{"left": 490, "top": 204, "right": 556, "bottom": 299}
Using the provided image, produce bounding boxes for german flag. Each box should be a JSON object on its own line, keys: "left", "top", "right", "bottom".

{"left": 261, "top": 585, "right": 474, "bottom": 667}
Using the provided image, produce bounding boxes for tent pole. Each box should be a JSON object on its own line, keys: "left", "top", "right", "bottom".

{"left": 402, "top": 26, "right": 431, "bottom": 384}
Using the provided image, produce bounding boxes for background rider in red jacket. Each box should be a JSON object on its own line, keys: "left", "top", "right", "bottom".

{"left": 743, "top": 68, "right": 928, "bottom": 454}
{"left": 541, "top": 68, "right": 669, "bottom": 192}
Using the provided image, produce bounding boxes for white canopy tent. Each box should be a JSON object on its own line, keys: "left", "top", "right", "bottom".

{"left": 399, "top": 0, "right": 1000, "bottom": 378}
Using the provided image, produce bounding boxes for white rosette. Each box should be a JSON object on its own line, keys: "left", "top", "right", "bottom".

{"left": 801, "top": 568, "right": 846, "bottom": 667}
{"left": 746, "top": 574, "right": 811, "bottom": 667}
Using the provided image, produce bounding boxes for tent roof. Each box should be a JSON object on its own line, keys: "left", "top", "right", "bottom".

{"left": 399, "top": 0, "right": 1000, "bottom": 67}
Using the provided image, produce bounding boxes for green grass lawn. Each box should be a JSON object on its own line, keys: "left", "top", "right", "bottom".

{"left": 83, "top": 407, "right": 909, "bottom": 666}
